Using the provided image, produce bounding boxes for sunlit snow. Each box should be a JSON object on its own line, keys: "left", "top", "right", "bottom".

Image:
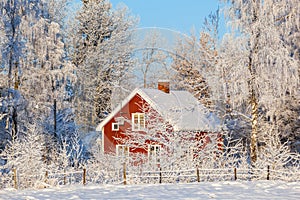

{"left": 0, "top": 181, "right": 299, "bottom": 200}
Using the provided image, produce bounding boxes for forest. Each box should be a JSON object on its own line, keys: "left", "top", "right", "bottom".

{"left": 0, "top": 0, "right": 299, "bottom": 189}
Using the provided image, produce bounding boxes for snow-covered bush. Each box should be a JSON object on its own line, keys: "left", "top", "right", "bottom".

{"left": 253, "top": 126, "right": 300, "bottom": 181}
{"left": 0, "top": 124, "right": 47, "bottom": 189}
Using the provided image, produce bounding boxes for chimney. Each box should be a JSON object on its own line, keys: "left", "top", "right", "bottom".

{"left": 158, "top": 80, "right": 170, "bottom": 93}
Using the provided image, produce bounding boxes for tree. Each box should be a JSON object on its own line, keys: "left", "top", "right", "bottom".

{"left": 217, "top": 0, "right": 299, "bottom": 163}
{"left": 171, "top": 32, "right": 213, "bottom": 109}
{"left": 70, "top": 1, "right": 137, "bottom": 130}
{"left": 254, "top": 124, "right": 300, "bottom": 180}
{"left": 134, "top": 30, "right": 170, "bottom": 88}
{"left": 0, "top": 0, "right": 75, "bottom": 145}
{"left": 0, "top": 123, "right": 47, "bottom": 189}
{"left": 20, "top": 17, "right": 75, "bottom": 123}
{"left": 0, "top": 0, "right": 25, "bottom": 88}
{"left": 170, "top": 8, "right": 221, "bottom": 110}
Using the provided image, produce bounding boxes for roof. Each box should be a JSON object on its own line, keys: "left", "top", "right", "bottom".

{"left": 96, "top": 88, "right": 222, "bottom": 132}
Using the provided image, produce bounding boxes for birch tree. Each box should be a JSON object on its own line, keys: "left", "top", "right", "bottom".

{"left": 0, "top": 0, "right": 74, "bottom": 143}
{"left": 217, "top": 0, "right": 299, "bottom": 163}
{"left": 20, "top": 16, "right": 75, "bottom": 138}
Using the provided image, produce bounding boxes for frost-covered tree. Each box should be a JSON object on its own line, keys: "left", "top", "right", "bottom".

{"left": 21, "top": 17, "right": 75, "bottom": 122}
{"left": 0, "top": 0, "right": 75, "bottom": 144}
{"left": 216, "top": 0, "right": 299, "bottom": 163}
{"left": 70, "top": 1, "right": 137, "bottom": 130}
{"left": 51, "top": 130, "right": 84, "bottom": 173}
{"left": 0, "top": 123, "right": 47, "bottom": 189}
{"left": 254, "top": 125, "right": 300, "bottom": 180}
{"left": 171, "top": 34, "right": 212, "bottom": 109}
{"left": 170, "top": 9, "right": 220, "bottom": 110}
{"left": 0, "top": 88, "right": 27, "bottom": 146}
{"left": 134, "top": 30, "right": 170, "bottom": 88}
{"left": 0, "top": 0, "right": 27, "bottom": 88}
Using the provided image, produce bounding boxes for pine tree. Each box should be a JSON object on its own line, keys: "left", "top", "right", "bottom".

{"left": 171, "top": 32, "right": 215, "bottom": 109}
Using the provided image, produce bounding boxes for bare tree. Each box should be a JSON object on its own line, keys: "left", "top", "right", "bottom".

{"left": 134, "top": 30, "right": 170, "bottom": 88}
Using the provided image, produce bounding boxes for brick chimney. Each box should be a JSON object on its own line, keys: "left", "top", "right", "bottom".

{"left": 158, "top": 80, "right": 170, "bottom": 93}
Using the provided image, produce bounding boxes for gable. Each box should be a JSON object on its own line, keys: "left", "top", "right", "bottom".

{"left": 96, "top": 88, "right": 141, "bottom": 132}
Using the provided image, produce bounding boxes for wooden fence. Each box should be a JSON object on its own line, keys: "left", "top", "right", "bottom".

{"left": 1, "top": 166, "right": 299, "bottom": 189}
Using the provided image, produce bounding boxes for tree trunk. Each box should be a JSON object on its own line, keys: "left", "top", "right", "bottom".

{"left": 248, "top": 0, "right": 260, "bottom": 164}
{"left": 53, "top": 99, "right": 57, "bottom": 139}
{"left": 250, "top": 90, "right": 258, "bottom": 163}
{"left": 12, "top": 107, "right": 18, "bottom": 141}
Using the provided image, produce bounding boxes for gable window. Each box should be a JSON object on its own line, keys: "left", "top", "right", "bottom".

{"left": 132, "top": 113, "right": 145, "bottom": 131}
{"left": 112, "top": 123, "right": 119, "bottom": 131}
{"left": 148, "top": 145, "right": 161, "bottom": 164}
{"left": 116, "top": 145, "right": 129, "bottom": 158}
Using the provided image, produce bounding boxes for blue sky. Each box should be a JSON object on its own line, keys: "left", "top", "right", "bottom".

{"left": 72, "top": 0, "right": 224, "bottom": 35}
{"left": 109, "top": 0, "right": 222, "bottom": 34}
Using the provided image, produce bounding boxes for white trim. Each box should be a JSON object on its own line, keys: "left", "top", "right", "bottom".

{"left": 102, "top": 127, "right": 104, "bottom": 153}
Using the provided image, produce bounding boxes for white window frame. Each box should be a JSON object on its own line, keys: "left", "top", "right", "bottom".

{"left": 112, "top": 123, "right": 119, "bottom": 131}
{"left": 148, "top": 144, "right": 161, "bottom": 164}
{"left": 132, "top": 113, "right": 145, "bottom": 131}
{"left": 116, "top": 145, "right": 129, "bottom": 158}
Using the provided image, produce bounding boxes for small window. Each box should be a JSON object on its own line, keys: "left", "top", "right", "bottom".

{"left": 112, "top": 123, "right": 119, "bottom": 131}
{"left": 132, "top": 113, "right": 145, "bottom": 131}
{"left": 116, "top": 145, "right": 129, "bottom": 158}
{"left": 148, "top": 145, "right": 161, "bottom": 164}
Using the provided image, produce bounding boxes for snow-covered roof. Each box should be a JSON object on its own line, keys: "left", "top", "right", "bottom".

{"left": 96, "top": 88, "right": 222, "bottom": 132}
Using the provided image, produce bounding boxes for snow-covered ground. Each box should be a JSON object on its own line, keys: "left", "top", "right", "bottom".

{"left": 0, "top": 181, "right": 299, "bottom": 200}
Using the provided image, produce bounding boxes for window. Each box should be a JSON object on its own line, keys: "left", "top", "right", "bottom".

{"left": 132, "top": 113, "right": 145, "bottom": 131}
{"left": 148, "top": 145, "right": 161, "bottom": 164}
{"left": 116, "top": 145, "right": 129, "bottom": 158}
{"left": 112, "top": 123, "right": 119, "bottom": 131}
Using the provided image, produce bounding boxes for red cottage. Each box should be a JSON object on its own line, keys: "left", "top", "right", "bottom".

{"left": 96, "top": 81, "right": 222, "bottom": 163}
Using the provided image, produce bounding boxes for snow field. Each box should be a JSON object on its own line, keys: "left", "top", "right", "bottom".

{"left": 0, "top": 181, "right": 299, "bottom": 200}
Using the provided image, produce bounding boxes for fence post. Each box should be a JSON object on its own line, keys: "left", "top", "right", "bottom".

{"left": 196, "top": 167, "right": 200, "bottom": 182}
{"left": 234, "top": 168, "right": 237, "bottom": 181}
{"left": 159, "top": 168, "right": 162, "bottom": 184}
{"left": 267, "top": 165, "right": 270, "bottom": 180}
{"left": 123, "top": 163, "right": 127, "bottom": 185}
{"left": 83, "top": 168, "right": 86, "bottom": 185}
{"left": 13, "top": 168, "right": 17, "bottom": 189}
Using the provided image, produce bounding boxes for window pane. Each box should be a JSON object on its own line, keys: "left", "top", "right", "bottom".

{"left": 132, "top": 113, "right": 145, "bottom": 130}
